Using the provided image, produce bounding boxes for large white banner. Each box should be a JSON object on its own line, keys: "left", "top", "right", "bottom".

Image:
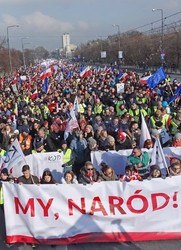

{"left": 10, "top": 152, "right": 64, "bottom": 182}
{"left": 3, "top": 178, "right": 181, "bottom": 245}
{"left": 91, "top": 147, "right": 181, "bottom": 175}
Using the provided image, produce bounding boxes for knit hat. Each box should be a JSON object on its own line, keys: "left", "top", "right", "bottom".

{"left": 60, "top": 140, "right": 67, "bottom": 146}
{"left": 35, "top": 140, "right": 44, "bottom": 149}
{"left": 22, "top": 126, "right": 29, "bottom": 134}
{"left": 107, "top": 135, "right": 115, "bottom": 143}
{"left": 88, "top": 137, "right": 97, "bottom": 148}
{"left": 118, "top": 130, "right": 126, "bottom": 141}
{"left": 175, "top": 133, "right": 181, "bottom": 140}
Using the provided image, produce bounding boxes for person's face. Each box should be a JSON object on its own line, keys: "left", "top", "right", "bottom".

{"left": 34, "top": 123, "right": 39, "bottom": 129}
{"left": 65, "top": 173, "right": 72, "bottom": 183}
{"left": 6, "top": 125, "right": 10, "bottom": 131}
{"left": 126, "top": 170, "right": 132, "bottom": 177}
{"left": 132, "top": 149, "right": 141, "bottom": 157}
{"left": 109, "top": 140, "right": 115, "bottom": 146}
{"left": 1, "top": 173, "right": 8, "bottom": 181}
{"left": 61, "top": 144, "right": 67, "bottom": 150}
{"left": 102, "top": 131, "right": 107, "bottom": 138}
{"left": 113, "top": 119, "right": 119, "bottom": 125}
{"left": 86, "top": 165, "right": 94, "bottom": 176}
{"left": 86, "top": 126, "right": 91, "bottom": 133}
{"left": 38, "top": 130, "right": 45, "bottom": 138}
{"left": 105, "top": 168, "right": 113, "bottom": 177}
{"left": 37, "top": 145, "right": 44, "bottom": 152}
{"left": 44, "top": 175, "right": 51, "bottom": 183}
{"left": 22, "top": 131, "right": 28, "bottom": 137}
{"left": 152, "top": 169, "right": 161, "bottom": 178}
{"left": 23, "top": 170, "right": 30, "bottom": 179}
{"left": 132, "top": 123, "right": 138, "bottom": 129}
{"left": 173, "top": 164, "right": 181, "bottom": 174}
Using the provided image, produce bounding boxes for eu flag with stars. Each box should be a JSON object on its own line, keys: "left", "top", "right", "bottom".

{"left": 147, "top": 67, "right": 166, "bottom": 89}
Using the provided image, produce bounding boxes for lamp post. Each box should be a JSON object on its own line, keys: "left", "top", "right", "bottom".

{"left": 152, "top": 8, "right": 164, "bottom": 66}
{"left": 21, "top": 37, "right": 29, "bottom": 69}
{"left": 7, "top": 25, "right": 19, "bottom": 72}
{"left": 112, "top": 24, "right": 121, "bottom": 51}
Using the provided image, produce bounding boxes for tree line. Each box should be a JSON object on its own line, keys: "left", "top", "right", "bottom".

{"left": 74, "top": 30, "right": 181, "bottom": 69}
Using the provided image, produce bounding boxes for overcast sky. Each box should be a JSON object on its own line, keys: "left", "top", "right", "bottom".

{"left": 0, "top": 0, "right": 180, "bottom": 51}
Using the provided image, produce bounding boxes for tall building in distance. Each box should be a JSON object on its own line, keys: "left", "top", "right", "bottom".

{"left": 61, "top": 33, "right": 77, "bottom": 57}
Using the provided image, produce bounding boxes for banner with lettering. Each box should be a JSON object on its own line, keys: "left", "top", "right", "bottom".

{"left": 9, "top": 152, "right": 64, "bottom": 182}
{"left": 91, "top": 147, "right": 181, "bottom": 175}
{"left": 3, "top": 178, "right": 181, "bottom": 245}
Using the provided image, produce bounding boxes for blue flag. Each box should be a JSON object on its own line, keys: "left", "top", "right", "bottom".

{"left": 110, "top": 76, "right": 116, "bottom": 86}
{"left": 115, "top": 70, "right": 123, "bottom": 83}
{"left": 66, "top": 70, "right": 73, "bottom": 78}
{"left": 147, "top": 67, "right": 166, "bottom": 89}
{"left": 42, "top": 77, "right": 49, "bottom": 93}
{"left": 167, "top": 85, "right": 181, "bottom": 104}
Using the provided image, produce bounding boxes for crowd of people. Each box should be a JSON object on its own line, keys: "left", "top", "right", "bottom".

{"left": 0, "top": 59, "right": 180, "bottom": 247}
{"left": 0, "top": 60, "right": 180, "bottom": 185}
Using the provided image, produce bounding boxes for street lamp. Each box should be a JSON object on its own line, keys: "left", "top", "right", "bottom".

{"left": 112, "top": 24, "right": 121, "bottom": 51}
{"left": 112, "top": 24, "right": 121, "bottom": 62}
{"left": 7, "top": 25, "right": 19, "bottom": 72}
{"left": 152, "top": 8, "right": 164, "bottom": 65}
{"left": 21, "top": 37, "right": 29, "bottom": 69}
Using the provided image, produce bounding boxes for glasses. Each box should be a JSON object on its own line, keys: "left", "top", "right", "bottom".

{"left": 87, "top": 168, "right": 93, "bottom": 171}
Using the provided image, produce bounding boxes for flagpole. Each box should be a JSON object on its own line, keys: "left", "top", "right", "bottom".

{"left": 167, "top": 82, "right": 174, "bottom": 96}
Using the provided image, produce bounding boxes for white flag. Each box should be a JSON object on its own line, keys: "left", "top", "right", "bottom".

{"left": 64, "top": 108, "right": 79, "bottom": 140}
{"left": 73, "top": 96, "right": 80, "bottom": 115}
{"left": 3, "top": 139, "right": 25, "bottom": 172}
{"left": 149, "top": 138, "right": 168, "bottom": 176}
{"left": 139, "top": 112, "right": 151, "bottom": 148}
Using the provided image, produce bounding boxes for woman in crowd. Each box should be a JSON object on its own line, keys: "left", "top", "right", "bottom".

{"left": 147, "top": 165, "right": 163, "bottom": 179}
{"left": 78, "top": 161, "right": 99, "bottom": 184}
{"left": 40, "top": 170, "right": 56, "bottom": 184}
{"left": 98, "top": 162, "right": 118, "bottom": 181}
{"left": 61, "top": 171, "right": 78, "bottom": 184}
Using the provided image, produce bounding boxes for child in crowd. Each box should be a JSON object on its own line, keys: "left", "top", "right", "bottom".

{"left": 120, "top": 165, "right": 142, "bottom": 182}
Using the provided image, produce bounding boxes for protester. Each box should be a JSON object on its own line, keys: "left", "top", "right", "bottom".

{"left": 148, "top": 165, "right": 163, "bottom": 179}
{"left": 128, "top": 147, "right": 150, "bottom": 179}
{"left": 0, "top": 168, "right": 13, "bottom": 211}
{"left": 40, "top": 170, "right": 56, "bottom": 184}
{"left": 120, "top": 165, "right": 142, "bottom": 181}
{"left": 78, "top": 161, "right": 99, "bottom": 184}
{"left": 17, "top": 165, "right": 39, "bottom": 184}
{"left": 61, "top": 171, "right": 78, "bottom": 184}
{"left": 58, "top": 140, "right": 75, "bottom": 173}
{"left": 169, "top": 162, "right": 181, "bottom": 176}
{"left": 98, "top": 162, "right": 118, "bottom": 181}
